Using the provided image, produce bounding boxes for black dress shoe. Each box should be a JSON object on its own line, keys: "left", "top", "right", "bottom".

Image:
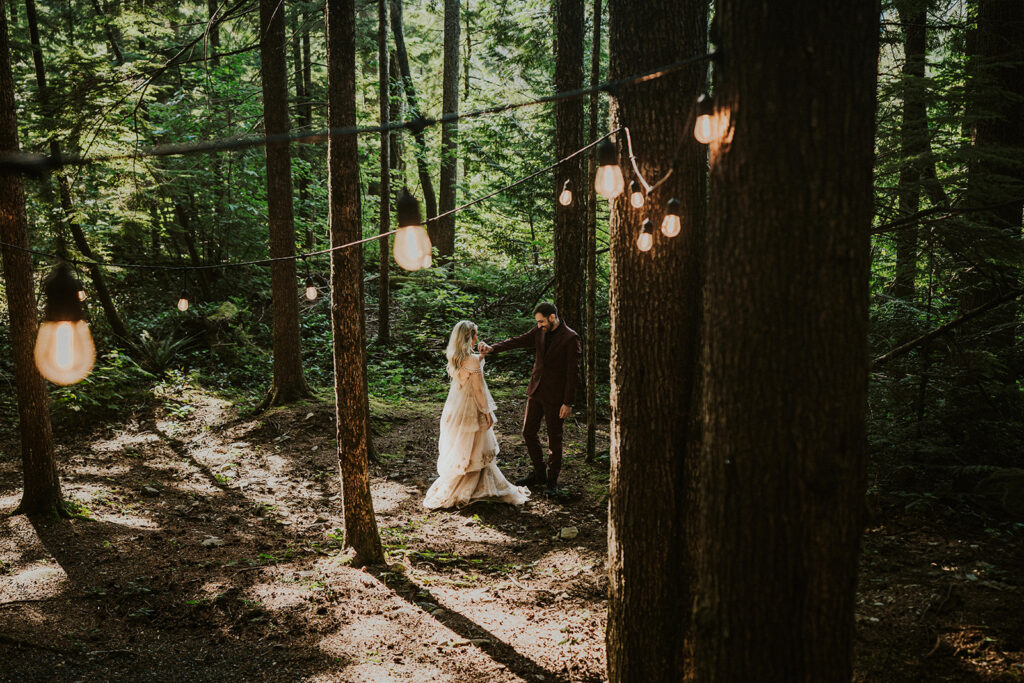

{"left": 515, "top": 470, "right": 546, "bottom": 487}
{"left": 543, "top": 478, "right": 560, "bottom": 497}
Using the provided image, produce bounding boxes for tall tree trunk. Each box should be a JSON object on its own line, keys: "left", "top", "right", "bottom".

{"left": 957, "top": 0, "right": 1024, "bottom": 383}
{"left": 584, "top": 0, "right": 601, "bottom": 461}
{"left": 692, "top": 1, "right": 878, "bottom": 679}
{"left": 259, "top": 0, "right": 310, "bottom": 407}
{"left": 605, "top": 0, "right": 706, "bottom": 678}
{"left": 0, "top": 7, "right": 63, "bottom": 516}
{"left": 24, "top": 0, "right": 134, "bottom": 346}
{"left": 87, "top": 0, "right": 123, "bottom": 64}
{"left": 377, "top": 0, "right": 391, "bottom": 344}
{"left": 891, "top": 0, "right": 928, "bottom": 304}
{"left": 389, "top": 51, "right": 404, "bottom": 184}
{"left": 436, "top": 0, "right": 459, "bottom": 260}
{"left": 461, "top": 1, "right": 472, "bottom": 182}
{"left": 554, "top": 0, "right": 586, "bottom": 339}
{"left": 327, "top": 0, "right": 385, "bottom": 567}
{"left": 290, "top": 3, "right": 312, "bottom": 250}
{"left": 207, "top": 0, "right": 220, "bottom": 64}
{"left": 390, "top": 0, "right": 438, "bottom": 231}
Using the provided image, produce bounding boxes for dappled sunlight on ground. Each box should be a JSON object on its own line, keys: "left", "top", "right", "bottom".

{"left": 0, "top": 382, "right": 612, "bottom": 680}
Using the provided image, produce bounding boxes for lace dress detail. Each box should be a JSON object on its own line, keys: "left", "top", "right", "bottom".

{"left": 423, "top": 356, "right": 530, "bottom": 509}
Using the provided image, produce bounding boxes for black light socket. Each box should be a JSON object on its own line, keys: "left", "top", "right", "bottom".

{"left": 596, "top": 138, "right": 618, "bottom": 167}
{"left": 43, "top": 264, "right": 85, "bottom": 322}
{"left": 396, "top": 189, "right": 423, "bottom": 228}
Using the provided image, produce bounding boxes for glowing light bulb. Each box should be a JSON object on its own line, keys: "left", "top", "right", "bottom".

{"left": 177, "top": 292, "right": 189, "bottom": 312}
{"left": 594, "top": 138, "right": 624, "bottom": 200}
{"left": 661, "top": 198, "right": 682, "bottom": 237}
{"left": 33, "top": 265, "right": 95, "bottom": 385}
{"left": 394, "top": 190, "right": 433, "bottom": 271}
{"left": 393, "top": 226, "right": 432, "bottom": 271}
{"left": 694, "top": 93, "right": 716, "bottom": 144}
{"left": 305, "top": 276, "right": 318, "bottom": 301}
{"left": 629, "top": 180, "right": 644, "bottom": 208}
{"left": 558, "top": 180, "right": 573, "bottom": 206}
{"left": 637, "top": 218, "right": 654, "bottom": 252}
{"left": 35, "top": 320, "right": 96, "bottom": 385}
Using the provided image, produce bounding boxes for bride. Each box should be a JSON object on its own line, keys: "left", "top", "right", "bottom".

{"left": 423, "top": 321, "right": 530, "bottom": 509}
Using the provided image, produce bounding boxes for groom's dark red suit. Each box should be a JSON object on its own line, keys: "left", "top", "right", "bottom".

{"left": 488, "top": 322, "right": 581, "bottom": 483}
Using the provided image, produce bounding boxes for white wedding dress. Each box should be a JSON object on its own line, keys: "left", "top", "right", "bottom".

{"left": 423, "top": 355, "right": 530, "bottom": 509}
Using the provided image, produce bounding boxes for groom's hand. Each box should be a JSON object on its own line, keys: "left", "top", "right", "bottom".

{"left": 478, "top": 341, "right": 492, "bottom": 355}
{"left": 559, "top": 404, "right": 571, "bottom": 419}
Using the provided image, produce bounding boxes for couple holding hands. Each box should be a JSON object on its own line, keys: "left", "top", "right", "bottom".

{"left": 423, "top": 302, "right": 581, "bottom": 510}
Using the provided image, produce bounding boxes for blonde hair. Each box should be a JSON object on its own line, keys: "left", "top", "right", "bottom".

{"left": 446, "top": 320, "right": 478, "bottom": 378}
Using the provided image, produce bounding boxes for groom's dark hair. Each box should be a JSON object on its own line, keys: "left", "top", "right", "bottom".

{"left": 533, "top": 302, "right": 557, "bottom": 317}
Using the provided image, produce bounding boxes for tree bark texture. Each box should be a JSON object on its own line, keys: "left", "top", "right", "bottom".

{"left": 0, "top": 7, "right": 63, "bottom": 516}
{"left": 377, "top": 0, "right": 391, "bottom": 344}
{"left": 436, "top": 0, "right": 460, "bottom": 259}
{"left": 584, "top": 0, "right": 601, "bottom": 461}
{"left": 605, "top": 0, "right": 706, "bottom": 679}
{"left": 327, "top": 0, "right": 385, "bottom": 566}
{"left": 692, "top": 1, "right": 878, "bottom": 680}
{"left": 390, "top": 0, "right": 438, "bottom": 232}
{"left": 259, "top": 0, "right": 310, "bottom": 407}
{"left": 553, "top": 0, "right": 586, "bottom": 338}
{"left": 891, "top": 0, "right": 928, "bottom": 304}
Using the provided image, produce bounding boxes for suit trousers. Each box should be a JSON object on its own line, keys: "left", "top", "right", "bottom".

{"left": 521, "top": 397, "right": 564, "bottom": 480}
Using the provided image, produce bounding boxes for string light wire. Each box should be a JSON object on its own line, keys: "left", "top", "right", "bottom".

{"left": 0, "top": 51, "right": 714, "bottom": 175}
{"left": 0, "top": 129, "right": 623, "bottom": 272}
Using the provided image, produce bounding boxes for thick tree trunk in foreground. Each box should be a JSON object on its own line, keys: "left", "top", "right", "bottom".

{"left": 327, "top": 0, "right": 385, "bottom": 567}
{"left": 584, "top": 0, "right": 601, "bottom": 461}
{"left": 0, "top": 8, "right": 63, "bottom": 516}
{"left": 692, "top": 1, "right": 878, "bottom": 680}
{"left": 390, "top": 0, "right": 438, "bottom": 232}
{"left": 554, "top": 0, "right": 586, "bottom": 339}
{"left": 605, "top": 0, "right": 706, "bottom": 678}
{"left": 377, "top": 0, "right": 391, "bottom": 344}
{"left": 259, "top": 0, "right": 310, "bottom": 407}
{"left": 436, "top": 0, "right": 459, "bottom": 260}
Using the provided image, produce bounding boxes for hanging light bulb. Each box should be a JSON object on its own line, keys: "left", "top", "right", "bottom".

{"left": 629, "top": 180, "right": 645, "bottom": 209}
{"left": 304, "top": 274, "right": 318, "bottom": 301}
{"left": 75, "top": 273, "right": 88, "bottom": 301}
{"left": 636, "top": 219, "right": 654, "bottom": 252}
{"left": 661, "top": 198, "right": 682, "bottom": 238}
{"left": 558, "top": 179, "right": 573, "bottom": 206}
{"left": 394, "top": 189, "right": 433, "bottom": 271}
{"left": 33, "top": 264, "right": 96, "bottom": 385}
{"left": 594, "top": 138, "right": 624, "bottom": 200}
{"left": 694, "top": 93, "right": 716, "bottom": 144}
{"left": 177, "top": 290, "right": 189, "bottom": 312}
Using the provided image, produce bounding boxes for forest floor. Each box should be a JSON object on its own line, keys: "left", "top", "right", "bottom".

{"left": 0, "top": 376, "right": 1022, "bottom": 682}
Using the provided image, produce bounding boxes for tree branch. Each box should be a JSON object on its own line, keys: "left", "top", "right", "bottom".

{"left": 871, "top": 288, "right": 1024, "bottom": 370}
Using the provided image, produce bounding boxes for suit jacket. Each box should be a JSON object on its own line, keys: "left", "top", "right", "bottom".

{"left": 488, "top": 323, "right": 581, "bottom": 406}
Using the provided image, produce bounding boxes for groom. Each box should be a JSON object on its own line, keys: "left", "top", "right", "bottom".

{"left": 479, "top": 302, "right": 581, "bottom": 495}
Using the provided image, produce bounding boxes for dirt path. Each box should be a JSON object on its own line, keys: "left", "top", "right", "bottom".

{"left": 1, "top": 386, "right": 610, "bottom": 682}
{"left": 1, "top": 383, "right": 1022, "bottom": 681}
